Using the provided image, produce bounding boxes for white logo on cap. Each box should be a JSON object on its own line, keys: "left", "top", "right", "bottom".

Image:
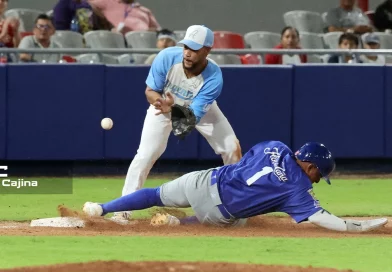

{"left": 188, "top": 30, "right": 199, "bottom": 39}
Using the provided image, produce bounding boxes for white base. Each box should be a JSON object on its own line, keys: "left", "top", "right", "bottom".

{"left": 30, "top": 217, "right": 85, "bottom": 228}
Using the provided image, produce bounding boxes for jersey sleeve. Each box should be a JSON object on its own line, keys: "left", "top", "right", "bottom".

{"left": 145, "top": 50, "right": 170, "bottom": 92}
{"left": 279, "top": 187, "right": 323, "bottom": 223}
{"left": 190, "top": 73, "right": 223, "bottom": 123}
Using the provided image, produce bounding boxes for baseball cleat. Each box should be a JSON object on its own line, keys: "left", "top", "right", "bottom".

{"left": 82, "top": 202, "right": 103, "bottom": 217}
{"left": 150, "top": 213, "right": 180, "bottom": 226}
{"left": 109, "top": 212, "right": 131, "bottom": 225}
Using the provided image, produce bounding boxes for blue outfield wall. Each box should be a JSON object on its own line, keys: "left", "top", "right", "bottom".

{"left": 0, "top": 65, "right": 6, "bottom": 160}
{"left": 0, "top": 64, "right": 391, "bottom": 160}
{"left": 293, "top": 65, "right": 385, "bottom": 158}
{"left": 386, "top": 66, "right": 392, "bottom": 158}
{"left": 6, "top": 64, "right": 105, "bottom": 160}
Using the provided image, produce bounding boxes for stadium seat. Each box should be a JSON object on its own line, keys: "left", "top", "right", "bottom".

{"left": 174, "top": 30, "right": 186, "bottom": 41}
{"left": 61, "top": 55, "right": 77, "bottom": 63}
{"left": 4, "top": 8, "right": 44, "bottom": 32}
{"left": 83, "top": 31, "right": 127, "bottom": 63}
{"left": 240, "top": 54, "right": 262, "bottom": 65}
{"left": 117, "top": 54, "right": 133, "bottom": 64}
{"left": 213, "top": 31, "right": 245, "bottom": 49}
{"left": 244, "top": 31, "right": 280, "bottom": 49}
{"left": 283, "top": 11, "right": 325, "bottom": 33}
{"left": 75, "top": 53, "right": 128, "bottom": 64}
{"left": 52, "top": 31, "right": 84, "bottom": 49}
{"left": 299, "top": 32, "right": 326, "bottom": 64}
{"left": 299, "top": 32, "right": 325, "bottom": 49}
{"left": 323, "top": 32, "right": 344, "bottom": 49}
{"left": 75, "top": 54, "right": 100, "bottom": 64}
{"left": 208, "top": 54, "right": 242, "bottom": 65}
{"left": 125, "top": 31, "right": 157, "bottom": 48}
{"left": 321, "top": 12, "right": 328, "bottom": 24}
{"left": 84, "top": 31, "right": 126, "bottom": 49}
{"left": 131, "top": 54, "right": 150, "bottom": 64}
{"left": 386, "top": 55, "right": 392, "bottom": 63}
{"left": 372, "top": 32, "right": 392, "bottom": 49}
{"left": 306, "top": 55, "right": 323, "bottom": 63}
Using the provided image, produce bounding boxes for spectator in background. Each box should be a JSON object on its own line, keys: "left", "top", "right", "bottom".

{"left": 325, "top": 0, "right": 373, "bottom": 34}
{"left": 374, "top": 0, "right": 392, "bottom": 32}
{"left": 53, "top": 0, "right": 112, "bottom": 34}
{"left": 359, "top": 33, "right": 386, "bottom": 64}
{"left": 265, "top": 27, "right": 307, "bottom": 65}
{"left": 144, "top": 29, "right": 176, "bottom": 65}
{"left": 0, "top": 0, "right": 20, "bottom": 48}
{"left": 328, "top": 33, "right": 362, "bottom": 63}
{"left": 18, "top": 14, "right": 62, "bottom": 63}
{"left": 87, "top": 0, "right": 160, "bottom": 34}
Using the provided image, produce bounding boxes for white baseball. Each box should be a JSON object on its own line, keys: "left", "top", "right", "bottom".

{"left": 101, "top": 118, "right": 113, "bottom": 130}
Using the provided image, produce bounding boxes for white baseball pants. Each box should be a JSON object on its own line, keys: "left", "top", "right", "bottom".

{"left": 121, "top": 101, "right": 242, "bottom": 196}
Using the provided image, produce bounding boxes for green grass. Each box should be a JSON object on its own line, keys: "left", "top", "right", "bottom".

{"left": 0, "top": 236, "right": 391, "bottom": 272}
{"left": 0, "top": 177, "right": 391, "bottom": 271}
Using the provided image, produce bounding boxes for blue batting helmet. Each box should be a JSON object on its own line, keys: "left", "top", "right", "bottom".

{"left": 295, "top": 142, "right": 336, "bottom": 185}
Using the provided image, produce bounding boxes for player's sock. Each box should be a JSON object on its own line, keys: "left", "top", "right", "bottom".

{"left": 101, "top": 187, "right": 164, "bottom": 215}
{"left": 179, "top": 216, "right": 200, "bottom": 225}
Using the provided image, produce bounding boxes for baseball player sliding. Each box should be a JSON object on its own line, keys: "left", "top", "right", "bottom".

{"left": 112, "top": 25, "right": 242, "bottom": 223}
{"left": 83, "top": 140, "right": 388, "bottom": 232}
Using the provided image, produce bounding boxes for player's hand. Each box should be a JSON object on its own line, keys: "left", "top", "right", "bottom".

{"left": 346, "top": 218, "right": 388, "bottom": 232}
{"left": 153, "top": 92, "right": 174, "bottom": 115}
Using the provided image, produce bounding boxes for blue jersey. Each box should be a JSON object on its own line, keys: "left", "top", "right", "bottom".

{"left": 145, "top": 46, "right": 223, "bottom": 123}
{"left": 216, "top": 141, "right": 323, "bottom": 223}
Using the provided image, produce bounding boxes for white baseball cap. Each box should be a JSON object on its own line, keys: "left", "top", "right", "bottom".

{"left": 178, "top": 25, "right": 214, "bottom": 51}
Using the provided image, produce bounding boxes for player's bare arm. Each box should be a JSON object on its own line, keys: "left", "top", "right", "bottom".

{"left": 154, "top": 93, "right": 174, "bottom": 115}
{"left": 145, "top": 87, "right": 174, "bottom": 115}
{"left": 145, "top": 86, "right": 163, "bottom": 104}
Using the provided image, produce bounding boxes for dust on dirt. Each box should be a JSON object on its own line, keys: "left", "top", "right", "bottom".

{"left": 0, "top": 206, "right": 391, "bottom": 238}
{"left": 0, "top": 261, "right": 357, "bottom": 272}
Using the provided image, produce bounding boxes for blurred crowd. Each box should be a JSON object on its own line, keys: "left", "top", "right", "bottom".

{"left": 0, "top": 0, "right": 392, "bottom": 65}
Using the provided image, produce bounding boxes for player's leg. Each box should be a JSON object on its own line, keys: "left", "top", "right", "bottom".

{"left": 196, "top": 102, "right": 242, "bottom": 165}
{"left": 84, "top": 171, "right": 202, "bottom": 225}
{"left": 184, "top": 168, "right": 247, "bottom": 227}
{"left": 150, "top": 171, "right": 206, "bottom": 226}
{"left": 113, "top": 105, "right": 172, "bottom": 221}
{"left": 83, "top": 187, "right": 182, "bottom": 226}
{"left": 123, "top": 105, "right": 172, "bottom": 195}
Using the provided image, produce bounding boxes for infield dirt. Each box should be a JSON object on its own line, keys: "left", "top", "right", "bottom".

{"left": 0, "top": 206, "right": 389, "bottom": 272}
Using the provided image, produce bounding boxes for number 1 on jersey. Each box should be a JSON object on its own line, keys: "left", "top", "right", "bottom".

{"left": 246, "top": 166, "right": 273, "bottom": 186}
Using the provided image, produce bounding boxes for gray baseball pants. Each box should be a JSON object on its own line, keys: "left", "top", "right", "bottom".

{"left": 159, "top": 168, "right": 247, "bottom": 227}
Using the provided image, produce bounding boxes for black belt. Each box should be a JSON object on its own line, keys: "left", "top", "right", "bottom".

{"left": 210, "top": 169, "right": 232, "bottom": 220}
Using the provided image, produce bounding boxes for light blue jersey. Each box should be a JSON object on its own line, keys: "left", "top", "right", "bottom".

{"left": 145, "top": 46, "right": 223, "bottom": 123}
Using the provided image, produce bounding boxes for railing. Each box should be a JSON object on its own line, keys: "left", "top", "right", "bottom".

{"left": 1, "top": 48, "right": 392, "bottom": 63}
{"left": 1, "top": 48, "right": 392, "bottom": 54}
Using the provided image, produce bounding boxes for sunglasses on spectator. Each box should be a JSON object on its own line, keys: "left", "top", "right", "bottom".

{"left": 35, "top": 24, "right": 52, "bottom": 30}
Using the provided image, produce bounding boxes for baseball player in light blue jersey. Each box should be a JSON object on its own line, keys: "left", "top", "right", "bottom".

{"left": 112, "top": 25, "right": 242, "bottom": 223}
{"left": 84, "top": 141, "right": 388, "bottom": 232}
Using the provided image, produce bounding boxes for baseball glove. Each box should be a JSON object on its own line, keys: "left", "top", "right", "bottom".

{"left": 171, "top": 104, "right": 197, "bottom": 139}
{"left": 150, "top": 213, "right": 180, "bottom": 226}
